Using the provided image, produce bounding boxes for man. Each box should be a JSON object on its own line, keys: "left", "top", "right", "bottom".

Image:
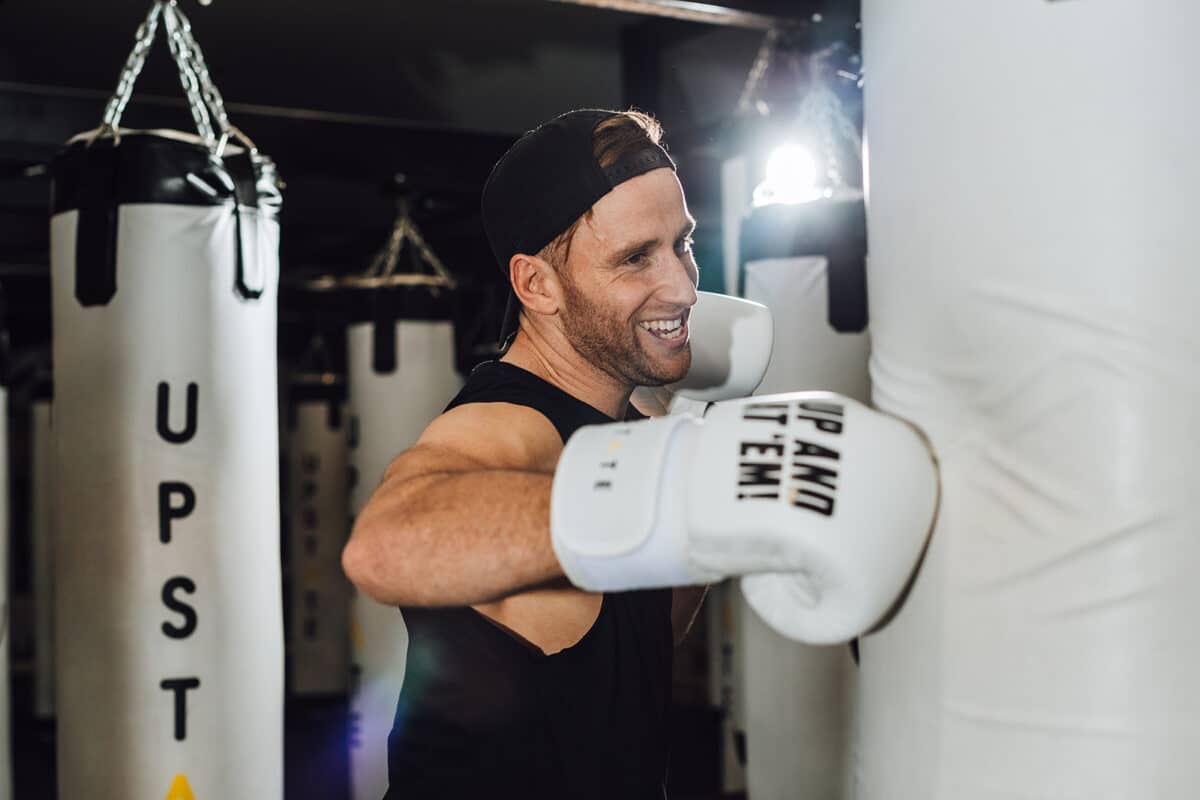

{"left": 342, "top": 108, "right": 938, "bottom": 799}
{"left": 343, "top": 108, "right": 706, "bottom": 799}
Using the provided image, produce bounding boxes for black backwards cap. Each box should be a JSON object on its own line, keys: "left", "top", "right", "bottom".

{"left": 481, "top": 109, "right": 676, "bottom": 347}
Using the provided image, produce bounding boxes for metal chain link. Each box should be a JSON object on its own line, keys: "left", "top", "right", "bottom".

{"left": 793, "top": 68, "right": 862, "bottom": 193}
{"left": 97, "top": 0, "right": 247, "bottom": 155}
{"left": 405, "top": 220, "right": 454, "bottom": 283}
{"left": 100, "top": 1, "right": 164, "bottom": 131}
{"left": 160, "top": 1, "right": 216, "bottom": 147}
{"left": 736, "top": 28, "right": 778, "bottom": 116}
{"left": 736, "top": 26, "right": 863, "bottom": 195}
{"left": 368, "top": 223, "right": 405, "bottom": 277}
{"left": 164, "top": 0, "right": 241, "bottom": 153}
{"left": 368, "top": 200, "right": 455, "bottom": 285}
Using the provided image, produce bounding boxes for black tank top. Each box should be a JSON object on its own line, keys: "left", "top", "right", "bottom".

{"left": 385, "top": 361, "right": 674, "bottom": 799}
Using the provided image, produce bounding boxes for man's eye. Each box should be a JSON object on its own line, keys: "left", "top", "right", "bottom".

{"left": 676, "top": 236, "right": 695, "bottom": 255}
{"left": 627, "top": 251, "right": 648, "bottom": 266}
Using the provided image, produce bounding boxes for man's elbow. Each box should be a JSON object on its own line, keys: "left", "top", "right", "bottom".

{"left": 341, "top": 520, "right": 405, "bottom": 605}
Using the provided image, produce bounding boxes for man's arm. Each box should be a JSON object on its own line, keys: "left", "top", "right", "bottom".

{"left": 341, "top": 402, "right": 566, "bottom": 607}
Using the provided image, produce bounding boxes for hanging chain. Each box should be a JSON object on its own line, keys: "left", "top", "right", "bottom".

{"left": 100, "top": 1, "right": 164, "bottom": 132}
{"left": 736, "top": 28, "right": 779, "bottom": 116}
{"left": 368, "top": 198, "right": 455, "bottom": 286}
{"left": 739, "top": 29, "right": 863, "bottom": 195}
{"left": 404, "top": 219, "right": 453, "bottom": 283}
{"left": 160, "top": 1, "right": 216, "bottom": 148}
{"left": 163, "top": 0, "right": 247, "bottom": 154}
{"left": 794, "top": 54, "right": 862, "bottom": 193}
{"left": 96, "top": 0, "right": 249, "bottom": 155}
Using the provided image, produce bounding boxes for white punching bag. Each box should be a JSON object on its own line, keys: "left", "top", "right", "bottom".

{"left": 742, "top": 201, "right": 871, "bottom": 399}
{"left": 50, "top": 130, "right": 284, "bottom": 800}
{"left": 860, "top": 1, "right": 1200, "bottom": 797}
{"left": 285, "top": 377, "right": 351, "bottom": 696}
{"left": 346, "top": 284, "right": 462, "bottom": 800}
{"left": 31, "top": 380, "right": 55, "bottom": 720}
{"left": 720, "top": 154, "right": 752, "bottom": 298}
{"left": 733, "top": 198, "right": 869, "bottom": 800}
{"left": 708, "top": 141, "right": 756, "bottom": 797}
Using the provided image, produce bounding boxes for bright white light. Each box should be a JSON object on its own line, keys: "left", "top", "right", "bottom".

{"left": 753, "top": 143, "right": 825, "bottom": 207}
{"left": 768, "top": 145, "right": 817, "bottom": 186}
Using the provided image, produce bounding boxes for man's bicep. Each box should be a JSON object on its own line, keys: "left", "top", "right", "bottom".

{"left": 381, "top": 402, "right": 562, "bottom": 486}
{"left": 344, "top": 402, "right": 563, "bottom": 606}
{"left": 374, "top": 442, "right": 482, "bottom": 493}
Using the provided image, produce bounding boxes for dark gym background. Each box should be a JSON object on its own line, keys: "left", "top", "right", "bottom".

{"left": 0, "top": 1, "right": 859, "bottom": 797}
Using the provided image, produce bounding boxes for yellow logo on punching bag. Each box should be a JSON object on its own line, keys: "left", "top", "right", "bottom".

{"left": 164, "top": 773, "right": 196, "bottom": 800}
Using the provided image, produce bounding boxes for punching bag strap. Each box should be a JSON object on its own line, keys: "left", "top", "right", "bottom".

{"left": 73, "top": 1, "right": 162, "bottom": 308}
{"left": 74, "top": 146, "right": 121, "bottom": 307}
{"left": 827, "top": 249, "right": 868, "bottom": 333}
{"left": 737, "top": 199, "right": 870, "bottom": 333}
{"left": 231, "top": 164, "right": 265, "bottom": 301}
{"left": 826, "top": 201, "right": 869, "bottom": 334}
{"left": 162, "top": 2, "right": 277, "bottom": 301}
{"left": 371, "top": 291, "right": 398, "bottom": 375}
{"left": 160, "top": 0, "right": 265, "bottom": 300}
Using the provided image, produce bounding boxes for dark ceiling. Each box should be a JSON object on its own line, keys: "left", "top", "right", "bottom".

{"left": 0, "top": 0, "right": 852, "bottom": 133}
{"left": 0, "top": 0, "right": 862, "bottom": 357}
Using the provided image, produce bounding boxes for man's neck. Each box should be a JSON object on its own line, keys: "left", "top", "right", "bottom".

{"left": 501, "top": 328, "right": 632, "bottom": 420}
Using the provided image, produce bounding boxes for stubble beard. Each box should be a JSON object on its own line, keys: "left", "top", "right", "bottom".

{"left": 559, "top": 276, "right": 691, "bottom": 388}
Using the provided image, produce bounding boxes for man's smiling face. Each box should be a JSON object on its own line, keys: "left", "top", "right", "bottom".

{"left": 556, "top": 167, "right": 700, "bottom": 388}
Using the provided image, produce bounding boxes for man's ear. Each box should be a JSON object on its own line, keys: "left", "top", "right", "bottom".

{"left": 509, "top": 253, "right": 562, "bottom": 316}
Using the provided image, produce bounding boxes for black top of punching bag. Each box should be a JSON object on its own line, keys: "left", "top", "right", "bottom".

{"left": 280, "top": 274, "right": 457, "bottom": 326}
{"left": 51, "top": 131, "right": 279, "bottom": 215}
{"left": 285, "top": 371, "right": 346, "bottom": 431}
{"left": 51, "top": 131, "right": 282, "bottom": 306}
{"left": 279, "top": 274, "right": 458, "bottom": 376}
{"left": 388, "top": 361, "right": 673, "bottom": 800}
{"left": 739, "top": 197, "right": 869, "bottom": 333}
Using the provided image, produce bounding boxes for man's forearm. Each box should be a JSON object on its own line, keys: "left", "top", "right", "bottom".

{"left": 343, "top": 469, "right": 562, "bottom": 607}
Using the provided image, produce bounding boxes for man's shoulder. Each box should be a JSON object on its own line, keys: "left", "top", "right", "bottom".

{"left": 418, "top": 401, "right": 563, "bottom": 473}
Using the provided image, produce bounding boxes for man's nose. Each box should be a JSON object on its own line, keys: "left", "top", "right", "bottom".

{"left": 658, "top": 251, "right": 699, "bottom": 309}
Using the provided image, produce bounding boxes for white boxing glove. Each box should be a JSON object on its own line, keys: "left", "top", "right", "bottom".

{"left": 667, "top": 291, "right": 774, "bottom": 403}
{"left": 550, "top": 391, "right": 939, "bottom": 644}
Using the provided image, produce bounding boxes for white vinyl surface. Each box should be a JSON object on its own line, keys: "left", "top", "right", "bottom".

{"left": 744, "top": 256, "right": 871, "bottom": 400}
{"left": 717, "top": 206, "right": 875, "bottom": 800}
{"left": 50, "top": 201, "right": 283, "bottom": 800}
{"left": 346, "top": 319, "right": 461, "bottom": 800}
{"left": 859, "top": 1, "right": 1200, "bottom": 796}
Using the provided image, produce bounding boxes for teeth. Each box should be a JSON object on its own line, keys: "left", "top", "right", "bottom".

{"left": 638, "top": 318, "right": 684, "bottom": 341}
